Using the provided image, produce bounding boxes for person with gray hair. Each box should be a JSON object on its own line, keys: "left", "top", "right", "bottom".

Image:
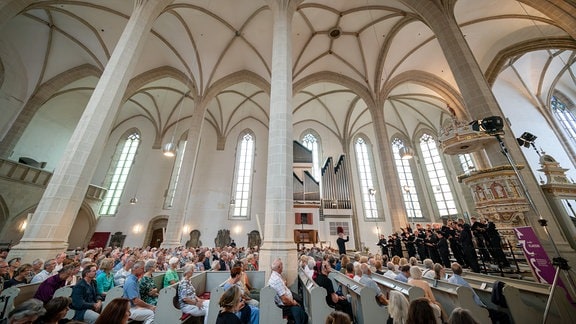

{"left": 139, "top": 259, "right": 159, "bottom": 306}
{"left": 31, "top": 258, "right": 56, "bottom": 284}
{"left": 123, "top": 260, "right": 155, "bottom": 324}
{"left": 179, "top": 263, "right": 209, "bottom": 324}
{"left": 388, "top": 290, "right": 409, "bottom": 324}
{"left": 384, "top": 262, "right": 396, "bottom": 279}
{"left": 163, "top": 256, "right": 180, "bottom": 288}
{"left": 422, "top": 259, "right": 435, "bottom": 279}
{"left": 359, "top": 263, "right": 388, "bottom": 306}
{"left": 5, "top": 298, "right": 46, "bottom": 324}
{"left": 268, "top": 258, "right": 308, "bottom": 324}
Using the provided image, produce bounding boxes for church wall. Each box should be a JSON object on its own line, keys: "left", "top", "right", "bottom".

{"left": 493, "top": 78, "right": 576, "bottom": 181}
{"left": 185, "top": 118, "right": 269, "bottom": 249}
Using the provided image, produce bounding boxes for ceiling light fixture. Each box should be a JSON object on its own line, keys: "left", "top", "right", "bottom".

{"left": 399, "top": 146, "right": 414, "bottom": 159}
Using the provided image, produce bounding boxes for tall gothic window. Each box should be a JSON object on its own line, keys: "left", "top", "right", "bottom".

{"left": 419, "top": 133, "right": 457, "bottom": 216}
{"left": 551, "top": 95, "right": 576, "bottom": 143}
{"left": 163, "top": 139, "right": 187, "bottom": 209}
{"left": 392, "top": 138, "right": 422, "bottom": 219}
{"left": 355, "top": 137, "right": 378, "bottom": 219}
{"left": 231, "top": 131, "right": 255, "bottom": 218}
{"left": 302, "top": 132, "right": 321, "bottom": 180}
{"left": 100, "top": 131, "right": 140, "bottom": 215}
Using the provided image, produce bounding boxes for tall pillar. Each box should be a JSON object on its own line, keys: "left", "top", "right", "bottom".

{"left": 260, "top": 0, "right": 303, "bottom": 284}
{"left": 9, "top": 0, "right": 174, "bottom": 263}
{"left": 161, "top": 99, "right": 204, "bottom": 249}
{"left": 399, "top": 0, "right": 569, "bottom": 253}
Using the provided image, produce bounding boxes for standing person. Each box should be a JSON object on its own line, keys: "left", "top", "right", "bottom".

{"left": 445, "top": 221, "right": 466, "bottom": 267}
{"left": 268, "top": 258, "right": 308, "bottom": 324}
{"left": 471, "top": 217, "right": 491, "bottom": 263}
{"left": 485, "top": 222, "right": 511, "bottom": 268}
{"left": 415, "top": 225, "right": 428, "bottom": 261}
{"left": 123, "top": 261, "right": 156, "bottom": 324}
{"left": 457, "top": 223, "right": 480, "bottom": 273}
{"left": 377, "top": 234, "right": 389, "bottom": 258}
{"left": 436, "top": 231, "right": 451, "bottom": 268}
{"left": 403, "top": 227, "right": 417, "bottom": 259}
{"left": 336, "top": 227, "right": 349, "bottom": 256}
{"left": 71, "top": 264, "right": 103, "bottom": 323}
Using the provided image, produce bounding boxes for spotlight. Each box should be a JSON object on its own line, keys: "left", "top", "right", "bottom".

{"left": 399, "top": 146, "right": 414, "bottom": 159}
{"left": 469, "top": 116, "right": 504, "bottom": 135}
{"left": 516, "top": 132, "right": 537, "bottom": 148}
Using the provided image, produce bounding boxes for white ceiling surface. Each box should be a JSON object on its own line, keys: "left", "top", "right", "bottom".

{"left": 0, "top": 0, "right": 573, "bottom": 148}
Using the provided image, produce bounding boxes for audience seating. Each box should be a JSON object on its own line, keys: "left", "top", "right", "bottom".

{"left": 297, "top": 268, "right": 333, "bottom": 323}
{"left": 258, "top": 286, "right": 287, "bottom": 324}
{"left": 12, "top": 282, "right": 41, "bottom": 307}
{"left": 52, "top": 286, "right": 75, "bottom": 319}
{"left": 0, "top": 287, "right": 19, "bottom": 320}
{"left": 328, "top": 271, "right": 387, "bottom": 324}
{"left": 371, "top": 273, "right": 425, "bottom": 302}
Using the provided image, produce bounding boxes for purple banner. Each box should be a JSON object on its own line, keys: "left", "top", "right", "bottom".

{"left": 514, "top": 226, "right": 556, "bottom": 284}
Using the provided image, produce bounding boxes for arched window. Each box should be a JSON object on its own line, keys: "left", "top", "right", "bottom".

{"left": 419, "top": 133, "right": 457, "bottom": 217}
{"left": 163, "top": 139, "right": 187, "bottom": 209}
{"left": 458, "top": 153, "right": 475, "bottom": 173}
{"left": 100, "top": 131, "right": 140, "bottom": 215}
{"left": 301, "top": 131, "right": 321, "bottom": 180}
{"left": 392, "top": 138, "right": 422, "bottom": 219}
{"left": 231, "top": 131, "right": 255, "bottom": 219}
{"left": 551, "top": 95, "right": 576, "bottom": 143}
{"left": 354, "top": 136, "right": 378, "bottom": 219}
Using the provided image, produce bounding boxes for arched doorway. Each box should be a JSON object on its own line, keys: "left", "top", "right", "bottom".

{"left": 144, "top": 216, "right": 168, "bottom": 248}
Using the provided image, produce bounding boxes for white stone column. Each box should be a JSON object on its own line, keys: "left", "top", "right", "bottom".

{"left": 259, "top": 0, "right": 303, "bottom": 285}
{"left": 9, "top": 0, "right": 174, "bottom": 263}
{"left": 161, "top": 99, "right": 204, "bottom": 249}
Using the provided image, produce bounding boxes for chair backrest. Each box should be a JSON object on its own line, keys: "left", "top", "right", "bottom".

{"left": 0, "top": 287, "right": 20, "bottom": 320}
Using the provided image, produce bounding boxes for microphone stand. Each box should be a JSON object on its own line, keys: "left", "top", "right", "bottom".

{"left": 493, "top": 133, "right": 575, "bottom": 323}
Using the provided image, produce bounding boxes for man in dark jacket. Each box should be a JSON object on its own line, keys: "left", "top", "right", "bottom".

{"left": 71, "top": 263, "right": 103, "bottom": 323}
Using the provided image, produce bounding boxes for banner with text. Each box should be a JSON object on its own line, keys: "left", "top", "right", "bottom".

{"left": 514, "top": 226, "right": 556, "bottom": 284}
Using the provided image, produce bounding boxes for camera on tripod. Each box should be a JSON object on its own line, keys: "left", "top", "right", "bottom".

{"left": 469, "top": 116, "right": 505, "bottom": 135}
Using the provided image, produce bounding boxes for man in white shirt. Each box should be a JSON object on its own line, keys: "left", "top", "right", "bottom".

{"left": 268, "top": 258, "right": 308, "bottom": 324}
{"left": 31, "top": 259, "right": 56, "bottom": 283}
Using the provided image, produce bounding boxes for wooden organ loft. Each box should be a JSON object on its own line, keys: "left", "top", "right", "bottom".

{"left": 292, "top": 141, "right": 353, "bottom": 247}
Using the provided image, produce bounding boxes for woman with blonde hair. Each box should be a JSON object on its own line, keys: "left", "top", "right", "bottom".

{"left": 216, "top": 285, "right": 243, "bottom": 324}
{"left": 96, "top": 257, "right": 115, "bottom": 296}
{"left": 94, "top": 298, "right": 131, "bottom": 324}
{"left": 387, "top": 290, "right": 409, "bottom": 324}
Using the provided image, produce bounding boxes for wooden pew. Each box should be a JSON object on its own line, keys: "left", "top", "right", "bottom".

{"left": 298, "top": 268, "right": 333, "bottom": 323}
{"left": 102, "top": 286, "right": 124, "bottom": 310}
{"left": 0, "top": 287, "right": 19, "bottom": 320}
{"left": 328, "top": 271, "right": 386, "bottom": 324}
{"left": 156, "top": 282, "right": 198, "bottom": 324}
{"left": 258, "top": 286, "right": 287, "bottom": 324}
{"left": 419, "top": 276, "right": 490, "bottom": 324}
{"left": 53, "top": 286, "right": 74, "bottom": 320}
{"left": 12, "top": 282, "right": 40, "bottom": 307}
{"left": 371, "top": 273, "right": 424, "bottom": 302}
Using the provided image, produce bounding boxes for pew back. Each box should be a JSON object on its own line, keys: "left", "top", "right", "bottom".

{"left": 371, "top": 273, "right": 424, "bottom": 302}
{"left": 258, "top": 286, "right": 287, "bottom": 324}
{"left": 0, "top": 287, "right": 19, "bottom": 320}
{"left": 298, "top": 269, "right": 333, "bottom": 324}
{"left": 329, "top": 272, "right": 386, "bottom": 324}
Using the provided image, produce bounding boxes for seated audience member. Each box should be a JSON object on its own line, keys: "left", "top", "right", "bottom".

{"left": 6, "top": 257, "right": 21, "bottom": 279}
{"left": 139, "top": 259, "right": 159, "bottom": 306}
{"left": 114, "top": 256, "right": 135, "bottom": 286}
{"left": 30, "top": 259, "right": 44, "bottom": 279}
{"left": 53, "top": 253, "right": 67, "bottom": 273}
{"left": 268, "top": 258, "right": 308, "bottom": 324}
{"left": 94, "top": 298, "right": 131, "bottom": 324}
{"left": 394, "top": 265, "right": 411, "bottom": 283}
{"left": 422, "top": 259, "right": 435, "bottom": 279}
{"left": 383, "top": 262, "right": 397, "bottom": 279}
{"left": 374, "top": 260, "right": 384, "bottom": 275}
{"left": 0, "top": 259, "right": 8, "bottom": 293}
{"left": 409, "top": 257, "right": 418, "bottom": 266}
{"left": 448, "top": 307, "right": 479, "bottom": 324}
{"left": 447, "top": 263, "right": 485, "bottom": 307}
{"left": 163, "top": 256, "right": 180, "bottom": 288}
{"left": 216, "top": 285, "right": 243, "bottom": 324}
{"left": 344, "top": 263, "right": 354, "bottom": 279}
{"left": 432, "top": 263, "right": 445, "bottom": 281}
{"left": 300, "top": 255, "right": 314, "bottom": 278}
{"left": 34, "top": 264, "right": 76, "bottom": 303}
{"left": 31, "top": 259, "right": 56, "bottom": 283}
{"left": 4, "top": 263, "right": 32, "bottom": 288}
{"left": 358, "top": 263, "right": 388, "bottom": 306}
{"left": 315, "top": 261, "right": 353, "bottom": 321}
{"left": 38, "top": 296, "right": 71, "bottom": 324}
{"left": 406, "top": 297, "right": 440, "bottom": 324}
{"left": 408, "top": 267, "right": 438, "bottom": 304}
{"left": 71, "top": 263, "right": 103, "bottom": 323}
{"left": 95, "top": 258, "right": 115, "bottom": 296}
{"left": 179, "top": 264, "right": 209, "bottom": 324}
{"left": 123, "top": 260, "right": 155, "bottom": 324}
{"left": 5, "top": 298, "right": 46, "bottom": 324}
{"left": 387, "top": 290, "right": 409, "bottom": 324}
{"left": 223, "top": 266, "right": 259, "bottom": 323}
{"left": 325, "top": 310, "right": 352, "bottom": 324}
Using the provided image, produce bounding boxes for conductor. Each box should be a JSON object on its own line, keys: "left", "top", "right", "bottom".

{"left": 336, "top": 226, "right": 349, "bottom": 255}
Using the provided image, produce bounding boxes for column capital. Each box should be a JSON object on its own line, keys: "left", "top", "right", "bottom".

{"left": 264, "top": 0, "right": 304, "bottom": 16}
